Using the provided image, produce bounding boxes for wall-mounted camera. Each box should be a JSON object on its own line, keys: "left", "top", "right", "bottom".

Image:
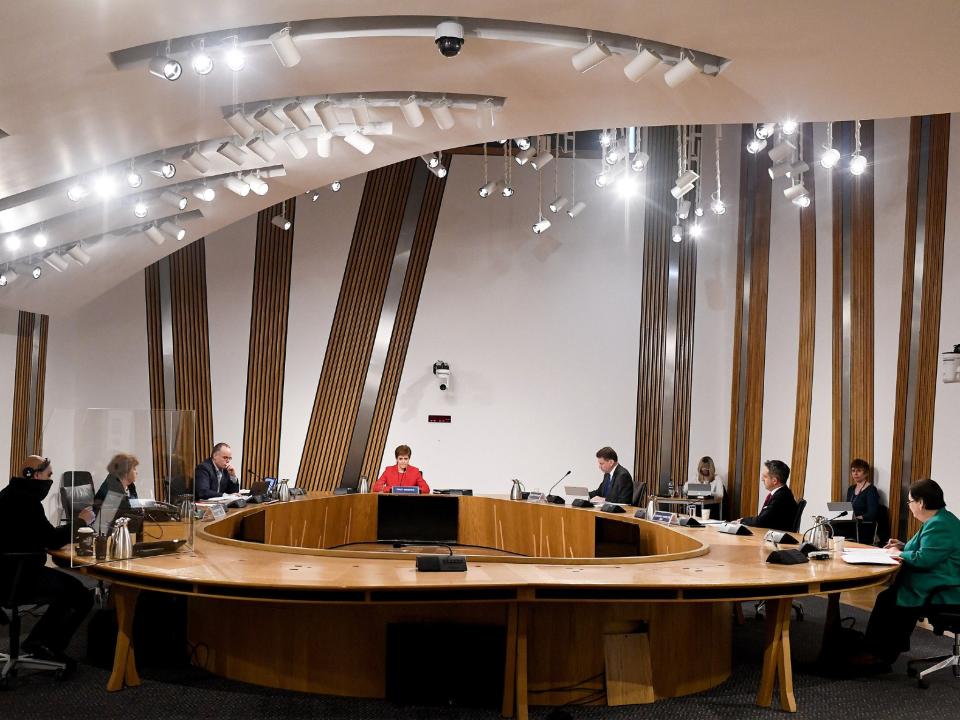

{"left": 433, "top": 360, "right": 451, "bottom": 391}
{"left": 434, "top": 21, "right": 464, "bottom": 58}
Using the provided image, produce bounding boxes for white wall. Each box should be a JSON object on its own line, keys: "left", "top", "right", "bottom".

{"left": 279, "top": 182, "right": 364, "bottom": 483}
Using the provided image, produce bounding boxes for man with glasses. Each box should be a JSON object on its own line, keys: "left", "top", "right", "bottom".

{"left": 738, "top": 459, "right": 797, "bottom": 531}
{"left": 194, "top": 443, "right": 240, "bottom": 500}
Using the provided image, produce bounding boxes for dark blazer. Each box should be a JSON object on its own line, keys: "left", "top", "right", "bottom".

{"left": 94, "top": 474, "right": 138, "bottom": 505}
{"left": 194, "top": 458, "right": 239, "bottom": 500}
{"left": 846, "top": 483, "right": 880, "bottom": 522}
{"left": 741, "top": 484, "right": 798, "bottom": 531}
{"left": 589, "top": 464, "right": 634, "bottom": 505}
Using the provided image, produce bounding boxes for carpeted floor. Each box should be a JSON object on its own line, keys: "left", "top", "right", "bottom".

{"left": 2, "top": 595, "right": 957, "bottom": 719}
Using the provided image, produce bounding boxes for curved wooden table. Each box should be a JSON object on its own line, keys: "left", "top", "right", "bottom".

{"left": 63, "top": 494, "right": 897, "bottom": 716}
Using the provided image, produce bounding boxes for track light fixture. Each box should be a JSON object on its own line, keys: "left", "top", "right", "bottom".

{"left": 66, "top": 183, "right": 87, "bottom": 202}
{"left": 768, "top": 140, "right": 796, "bottom": 165}
{"left": 144, "top": 224, "right": 166, "bottom": 245}
{"left": 631, "top": 151, "right": 650, "bottom": 172}
{"left": 572, "top": 40, "right": 612, "bottom": 73}
{"left": 515, "top": 137, "right": 531, "bottom": 151}
{"left": 33, "top": 231, "right": 47, "bottom": 248}
{"left": 530, "top": 151, "right": 553, "bottom": 171}
{"left": 0, "top": 270, "right": 17, "bottom": 285}
{"left": 225, "top": 110, "right": 256, "bottom": 139}
{"left": 271, "top": 215, "right": 292, "bottom": 230}
{"left": 269, "top": 26, "right": 302, "bottom": 68}
{"left": 126, "top": 168, "right": 143, "bottom": 188}
{"left": 850, "top": 120, "right": 867, "bottom": 175}
{"left": 191, "top": 44, "right": 214, "bottom": 75}
{"left": 429, "top": 100, "right": 455, "bottom": 130}
{"left": 820, "top": 121, "right": 840, "bottom": 169}
{"left": 160, "top": 220, "right": 186, "bottom": 241}
{"left": 148, "top": 55, "right": 181, "bottom": 81}
{"left": 710, "top": 197, "right": 726, "bottom": 215}
{"left": 283, "top": 132, "right": 309, "bottom": 159}
{"left": 225, "top": 40, "right": 245, "bottom": 71}
{"left": 67, "top": 246, "right": 91, "bottom": 265}
{"left": 149, "top": 160, "right": 177, "bottom": 179}
{"left": 400, "top": 96, "right": 425, "bottom": 128}
{"left": 161, "top": 190, "right": 188, "bottom": 210}
{"left": 786, "top": 159, "right": 810, "bottom": 178}
{"left": 134, "top": 200, "right": 149, "bottom": 218}
{"left": 316, "top": 132, "right": 333, "bottom": 158}
{"left": 746, "top": 137, "right": 767, "bottom": 155}
{"left": 283, "top": 102, "right": 311, "bottom": 131}
{"left": 217, "top": 141, "right": 248, "bottom": 166}
{"left": 769, "top": 162, "right": 791, "bottom": 180}
{"left": 93, "top": 174, "right": 116, "bottom": 199}
{"left": 515, "top": 146, "right": 537, "bottom": 166}
{"left": 670, "top": 169, "right": 698, "bottom": 199}
{"left": 671, "top": 224, "right": 683, "bottom": 243}
{"left": 781, "top": 120, "right": 798, "bottom": 136}
{"left": 421, "top": 153, "right": 441, "bottom": 169}
{"left": 756, "top": 123, "right": 776, "bottom": 140}
{"left": 501, "top": 185, "right": 514, "bottom": 198}
{"left": 182, "top": 147, "right": 211, "bottom": 174}
{"left": 604, "top": 146, "right": 622, "bottom": 165}
{"left": 677, "top": 199, "right": 692, "bottom": 219}
{"left": 246, "top": 136, "right": 277, "bottom": 162}
{"left": 314, "top": 100, "right": 340, "bottom": 131}
{"left": 624, "top": 47, "right": 661, "bottom": 81}
{"left": 223, "top": 175, "right": 251, "bottom": 197}
{"left": 254, "top": 107, "right": 286, "bottom": 134}
{"left": 595, "top": 172, "right": 612, "bottom": 189}
{"left": 689, "top": 222, "right": 703, "bottom": 239}
{"left": 5, "top": 234, "right": 21, "bottom": 252}
{"left": 242, "top": 173, "right": 269, "bottom": 196}
{"left": 566, "top": 201, "right": 586, "bottom": 218}
{"left": 479, "top": 179, "right": 503, "bottom": 198}
{"left": 599, "top": 130, "right": 613, "bottom": 147}
{"left": 192, "top": 185, "right": 215, "bottom": 202}
{"left": 32, "top": 266, "right": 41, "bottom": 279}
{"left": 331, "top": 180, "right": 342, "bottom": 192}
{"left": 549, "top": 196, "right": 569, "bottom": 213}
{"left": 663, "top": 55, "right": 700, "bottom": 87}
{"left": 428, "top": 164, "right": 447, "bottom": 178}
{"left": 783, "top": 182, "right": 810, "bottom": 205}
{"left": 343, "top": 131, "right": 375, "bottom": 154}
{"left": 309, "top": 189, "right": 322, "bottom": 202}
{"left": 44, "top": 253, "right": 69, "bottom": 272}
{"left": 532, "top": 218, "right": 551, "bottom": 234}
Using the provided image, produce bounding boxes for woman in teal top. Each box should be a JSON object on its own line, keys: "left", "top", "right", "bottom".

{"left": 858, "top": 478, "right": 960, "bottom": 668}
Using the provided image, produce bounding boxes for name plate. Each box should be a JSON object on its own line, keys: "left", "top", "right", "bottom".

{"left": 198, "top": 503, "right": 227, "bottom": 521}
{"left": 525, "top": 491, "right": 545, "bottom": 503}
{"left": 651, "top": 510, "right": 676, "bottom": 524}
{"left": 391, "top": 486, "right": 421, "bottom": 495}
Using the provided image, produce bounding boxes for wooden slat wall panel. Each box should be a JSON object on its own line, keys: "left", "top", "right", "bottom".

{"left": 634, "top": 126, "right": 672, "bottom": 490}
{"left": 145, "top": 264, "right": 168, "bottom": 498}
{"left": 728, "top": 124, "right": 773, "bottom": 518}
{"left": 890, "top": 115, "right": 951, "bottom": 537}
{"left": 789, "top": 123, "right": 818, "bottom": 499}
{"left": 8, "top": 311, "right": 47, "bottom": 475}
{"left": 299, "top": 161, "right": 417, "bottom": 492}
{"left": 670, "top": 230, "right": 696, "bottom": 488}
{"left": 242, "top": 201, "right": 295, "bottom": 480}
{"left": 170, "top": 240, "right": 215, "bottom": 479}
{"left": 359, "top": 156, "right": 450, "bottom": 482}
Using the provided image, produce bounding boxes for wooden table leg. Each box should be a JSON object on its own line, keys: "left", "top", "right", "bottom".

{"left": 501, "top": 604, "right": 518, "bottom": 718}
{"left": 107, "top": 585, "right": 141, "bottom": 692}
{"left": 515, "top": 604, "right": 529, "bottom": 720}
{"left": 756, "top": 598, "right": 796, "bottom": 712}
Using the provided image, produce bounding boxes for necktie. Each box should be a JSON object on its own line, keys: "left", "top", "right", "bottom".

{"left": 603, "top": 473, "right": 612, "bottom": 497}
{"left": 216, "top": 468, "right": 223, "bottom": 493}
{"left": 762, "top": 493, "right": 772, "bottom": 508}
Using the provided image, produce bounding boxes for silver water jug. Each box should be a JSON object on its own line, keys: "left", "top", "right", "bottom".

{"left": 111, "top": 517, "right": 133, "bottom": 560}
{"left": 358, "top": 476, "right": 370, "bottom": 494}
{"left": 809, "top": 515, "right": 831, "bottom": 550}
{"left": 278, "top": 479, "right": 291, "bottom": 502}
{"left": 510, "top": 478, "right": 523, "bottom": 501}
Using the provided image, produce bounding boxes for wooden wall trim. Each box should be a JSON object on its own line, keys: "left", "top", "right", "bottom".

{"left": 789, "top": 123, "right": 818, "bottom": 499}
{"left": 670, "top": 217, "right": 697, "bottom": 493}
{"left": 9, "top": 311, "right": 48, "bottom": 476}
{"left": 298, "top": 161, "right": 417, "bottom": 492}
{"left": 145, "top": 264, "right": 167, "bottom": 498}
{"left": 241, "top": 201, "right": 295, "bottom": 482}
{"left": 359, "top": 157, "right": 450, "bottom": 484}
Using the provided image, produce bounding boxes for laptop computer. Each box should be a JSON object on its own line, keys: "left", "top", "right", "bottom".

{"left": 827, "top": 502, "right": 854, "bottom": 513}
{"left": 564, "top": 485, "right": 590, "bottom": 498}
{"left": 687, "top": 483, "right": 713, "bottom": 498}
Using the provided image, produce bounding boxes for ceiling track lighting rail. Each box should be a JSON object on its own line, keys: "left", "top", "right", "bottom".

{"left": 108, "top": 16, "right": 730, "bottom": 80}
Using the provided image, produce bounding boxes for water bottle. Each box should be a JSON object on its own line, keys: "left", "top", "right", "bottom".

{"left": 510, "top": 479, "right": 523, "bottom": 500}
{"left": 358, "top": 476, "right": 370, "bottom": 494}
{"left": 111, "top": 517, "right": 133, "bottom": 560}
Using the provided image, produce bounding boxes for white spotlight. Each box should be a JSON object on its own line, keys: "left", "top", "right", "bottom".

{"left": 794, "top": 194, "right": 812, "bottom": 208}
{"left": 786, "top": 159, "right": 810, "bottom": 178}
{"left": 617, "top": 176, "right": 639, "bottom": 198}
{"left": 66, "top": 183, "right": 88, "bottom": 202}
{"left": 781, "top": 119, "right": 799, "bottom": 136}
{"left": 217, "top": 141, "right": 248, "bottom": 166}
{"left": 566, "top": 201, "right": 586, "bottom": 218}
{"left": 849, "top": 153, "right": 867, "bottom": 175}
{"left": 677, "top": 199, "right": 692, "bottom": 219}
{"left": 160, "top": 220, "right": 186, "bottom": 241}
{"left": 271, "top": 215, "right": 292, "bottom": 231}
{"left": 598, "top": 130, "right": 613, "bottom": 147}
{"left": 820, "top": 146, "right": 841, "bottom": 169}
{"left": 33, "top": 231, "right": 47, "bottom": 248}
{"left": 548, "top": 196, "right": 569, "bottom": 213}
{"left": 515, "top": 147, "right": 537, "bottom": 165}
{"left": 428, "top": 164, "right": 447, "bottom": 179}
{"left": 746, "top": 138, "right": 767, "bottom": 155}
{"left": 161, "top": 190, "right": 188, "bottom": 210}
{"left": 400, "top": 96, "right": 425, "bottom": 128}
{"left": 768, "top": 140, "right": 797, "bottom": 164}
{"left": 572, "top": 41, "right": 611, "bottom": 73}
{"left": 501, "top": 184, "right": 514, "bottom": 198}
{"left": 595, "top": 172, "right": 612, "bottom": 188}
{"left": 126, "top": 170, "right": 143, "bottom": 188}
{"left": 31, "top": 266, "right": 41, "bottom": 279}
{"left": 182, "top": 148, "right": 211, "bottom": 174}
{"left": 671, "top": 224, "right": 683, "bottom": 243}
{"left": 44, "top": 253, "right": 69, "bottom": 272}
{"left": 768, "top": 161, "right": 791, "bottom": 180}
{"left": 532, "top": 218, "right": 552, "bottom": 234}
{"left": 330, "top": 180, "right": 342, "bottom": 192}
{"left": 246, "top": 136, "right": 277, "bottom": 162}
{"left": 67, "top": 246, "right": 91, "bottom": 265}
{"left": 148, "top": 160, "right": 176, "bottom": 179}
{"left": 783, "top": 183, "right": 809, "bottom": 203}
{"left": 514, "top": 137, "right": 531, "bottom": 151}
{"left": 148, "top": 55, "right": 182, "bottom": 81}
{"left": 343, "top": 131, "right": 375, "bottom": 155}
{"left": 421, "top": 153, "right": 440, "bottom": 169}
{"left": 134, "top": 200, "right": 149, "bottom": 218}
{"left": 624, "top": 48, "right": 661, "bottom": 81}
{"left": 429, "top": 101, "right": 455, "bottom": 130}
{"left": 192, "top": 186, "right": 215, "bottom": 202}
{"left": 254, "top": 106, "right": 286, "bottom": 134}
{"left": 689, "top": 223, "right": 704, "bottom": 239}
{"left": 144, "top": 224, "right": 166, "bottom": 245}
{"left": 631, "top": 151, "right": 650, "bottom": 172}
{"left": 604, "top": 147, "right": 622, "bottom": 165}
{"left": 756, "top": 123, "right": 776, "bottom": 140}
{"left": 269, "top": 26, "right": 302, "bottom": 68}
{"left": 283, "top": 132, "right": 309, "bottom": 159}
{"left": 5, "top": 234, "right": 21, "bottom": 251}
{"left": 93, "top": 174, "right": 116, "bottom": 199}
{"left": 0, "top": 270, "right": 17, "bottom": 285}
{"left": 316, "top": 133, "right": 333, "bottom": 158}
{"left": 243, "top": 174, "right": 269, "bottom": 195}
{"left": 225, "top": 45, "right": 245, "bottom": 72}
{"left": 478, "top": 179, "right": 503, "bottom": 198}
{"left": 710, "top": 196, "right": 727, "bottom": 215}
{"left": 191, "top": 50, "right": 214, "bottom": 76}
{"left": 671, "top": 182, "right": 695, "bottom": 199}
{"left": 225, "top": 110, "right": 255, "bottom": 139}
{"left": 664, "top": 56, "right": 700, "bottom": 87}
{"left": 283, "top": 102, "right": 311, "bottom": 131}
{"left": 314, "top": 101, "right": 341, "bottom": 131}
{"left": 695, "top": 206, "right": 704, "bottom": 217}
{"left": 223, "top": 175, "right": 251, "bottom": 197}
{"left": 530, "top": 152, "right": 554, "bottom": 171}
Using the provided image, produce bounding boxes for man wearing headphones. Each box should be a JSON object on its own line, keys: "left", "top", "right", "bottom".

{"left": 0, "top": 456, "right": 95, "bottom": 671}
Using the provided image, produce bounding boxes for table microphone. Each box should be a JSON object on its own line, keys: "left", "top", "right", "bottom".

{"left": 546, "top": 470, "right": 572, "bottom": 505}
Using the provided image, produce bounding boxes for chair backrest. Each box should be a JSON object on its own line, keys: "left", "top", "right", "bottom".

{"left": 62, "top": 470, "right": 93, "bottom": 489}
{"left": 792, "top": 498, "right": 808, "bottom": 533}
{"left": 632, "top": 481, "right": 647, "bottom": 507}
{"left": 60, "top": 471, "right": 95, "bottom": 517}
{"left": 875, "top": 503, "right": 891, "bottom": 546}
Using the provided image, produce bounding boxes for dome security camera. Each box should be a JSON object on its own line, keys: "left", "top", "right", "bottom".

{"left": 434, "top": 21, "right": 464, "bottom": 58}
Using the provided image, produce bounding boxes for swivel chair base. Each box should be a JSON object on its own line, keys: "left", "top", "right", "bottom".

{"left": 0, "top": 650, "right": 68, "bottom": 687}
{"left": 907, "top": 636, "right": 960, "bottom": 689}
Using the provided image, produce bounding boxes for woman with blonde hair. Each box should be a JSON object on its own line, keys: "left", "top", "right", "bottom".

{"left": 684, "top": 456, "right": 725, "bottom": 500}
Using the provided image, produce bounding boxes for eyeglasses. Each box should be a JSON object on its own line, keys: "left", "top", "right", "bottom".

{"left": 907, "top": 498, "right": 919, "bottom": 505}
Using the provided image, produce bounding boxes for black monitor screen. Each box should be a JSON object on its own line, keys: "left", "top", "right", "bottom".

{"left": 376, "top": 495, "right": 459, "bottom": 544}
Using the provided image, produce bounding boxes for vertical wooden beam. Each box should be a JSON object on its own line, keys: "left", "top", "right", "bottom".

{"left": 9, "top": 311, "right": 48, "bottom": 475}
{"left": 145, "top": 264, "right": 168, "bottom": 498}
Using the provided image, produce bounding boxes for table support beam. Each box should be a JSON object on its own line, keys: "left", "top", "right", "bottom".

{"left": 107, "top": 585, "right": 141, "bottom": 692}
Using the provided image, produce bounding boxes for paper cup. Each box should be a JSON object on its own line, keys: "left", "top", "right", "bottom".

{"left": 701, "top": 508, "right": 711, "bottom": 520}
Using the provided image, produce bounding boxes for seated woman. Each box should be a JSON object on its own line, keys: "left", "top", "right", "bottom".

{"left": 373, "top": 445, "right": 430, "bottom": 494}
{"left": 683, "top": 456, "right": 725, "bottom": 499}
{"left": 845, "top": 458, "right": 880, "bottom": 522}
{"left": 853, "top": 479, "right": 960, "bottom": 670}
{"left": 95, "top": 453, "right": 140, "bottom": 504}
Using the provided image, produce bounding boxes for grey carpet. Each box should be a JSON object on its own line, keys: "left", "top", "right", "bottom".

{"left": 2, "top": 596, "right": 958, "bottom": 719}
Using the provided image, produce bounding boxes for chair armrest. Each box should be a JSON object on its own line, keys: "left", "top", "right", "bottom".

{"left": 921, "top": 582, "right": 960, "bottom": 607}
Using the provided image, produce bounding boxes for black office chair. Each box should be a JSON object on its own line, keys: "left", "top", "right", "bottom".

{"left": 0, "top": 552, "right": 68, "bottom": 687}
{"left": 59, "top": 471, "right": 95, "bottom": 527}
{"left": 791, "top": 498, "right": 808, "bottom": 533}
{"left": 907, "top": 583, "right": 960, "bottom": 688}
{"left": 632, "top": 481, "right": 647, "bottom": 508}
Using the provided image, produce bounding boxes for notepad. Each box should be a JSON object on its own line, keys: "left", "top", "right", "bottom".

{"left": 841, "top": 549, "right": 900, "bottom": 566}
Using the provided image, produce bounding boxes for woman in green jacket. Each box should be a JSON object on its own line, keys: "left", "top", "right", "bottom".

{"left": 859, "top": 478, "right": 960, "bottom": 668}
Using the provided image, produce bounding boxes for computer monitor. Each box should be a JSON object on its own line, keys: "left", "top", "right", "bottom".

{"left": 376, "top": 495, "right": 459, "bottom": 544}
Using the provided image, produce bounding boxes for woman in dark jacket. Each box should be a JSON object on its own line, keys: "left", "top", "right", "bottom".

{"left": 845, "top": 458, "right": 880, "bottom": 522}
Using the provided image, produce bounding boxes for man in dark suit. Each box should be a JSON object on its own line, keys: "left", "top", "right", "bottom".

{"left": 739, "top": 459, "right": 797, "bottom": 531}
{"left": 194, "top": 443, "right": 240, "bottom": 500}
{"left": 589, "top": 447, "right": 634, "bottom": 505}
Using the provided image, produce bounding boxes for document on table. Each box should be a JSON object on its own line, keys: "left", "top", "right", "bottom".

{"left": 841, "top": 549, "right": 900, "bottom": 565}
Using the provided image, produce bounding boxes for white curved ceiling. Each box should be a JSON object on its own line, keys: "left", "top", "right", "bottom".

{"left": 1, "top": 0, "right": 958, "bottom": 314}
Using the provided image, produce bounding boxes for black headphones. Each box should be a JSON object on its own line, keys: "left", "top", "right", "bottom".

{"left": 23, "top": 458, "right": 51, "bottom": 478}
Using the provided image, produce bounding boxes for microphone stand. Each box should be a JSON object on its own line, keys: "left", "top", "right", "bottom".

{"left": 546, "top": 470, "right": 572, "bottom": 505}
